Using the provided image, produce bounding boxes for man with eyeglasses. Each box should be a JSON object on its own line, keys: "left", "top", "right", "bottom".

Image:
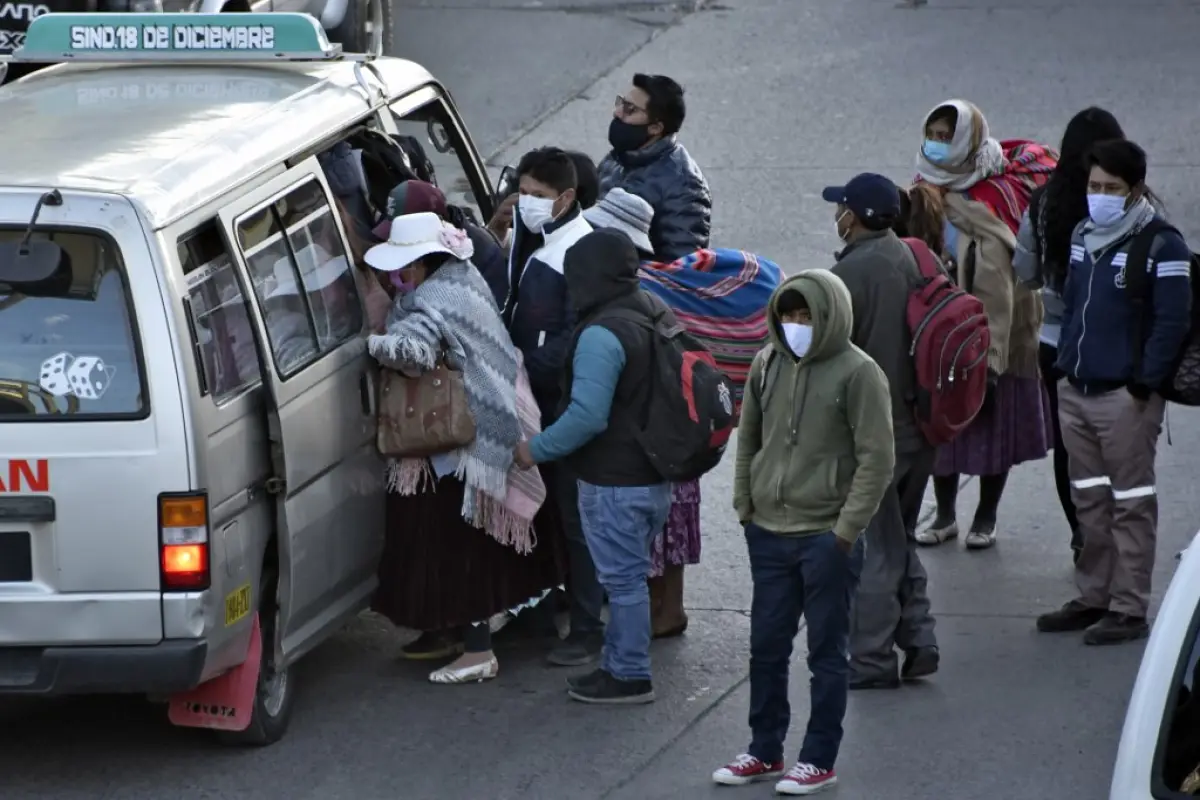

{"left": 598, "top": 73, "right": 711, "bottom": 262}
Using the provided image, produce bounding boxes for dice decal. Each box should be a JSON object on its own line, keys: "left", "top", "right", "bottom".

{"left": 38, "top": 353, "right": 116, "bottom": 401}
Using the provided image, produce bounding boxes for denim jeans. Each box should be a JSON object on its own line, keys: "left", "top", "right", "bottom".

{"left": 745, "top": 523, "right": 864, "bottom": 771}
{"left": 576, "top": 480, "right": 672, "bottom": 681}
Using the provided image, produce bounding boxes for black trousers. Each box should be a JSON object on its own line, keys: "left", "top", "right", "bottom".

{"left": 1038, "top": 341, "right": 1081, "bottom": 549}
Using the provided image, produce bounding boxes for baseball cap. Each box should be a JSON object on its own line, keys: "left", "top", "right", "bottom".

{"left": 821, "top": 173, "right": 901, "bottom": 222}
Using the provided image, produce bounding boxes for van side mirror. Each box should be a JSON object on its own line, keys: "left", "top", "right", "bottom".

{"left": 0, "top": 241, "right": 69, "bottom": 296}
{"left": 494, "top": 165, "right": 518, "bottom": 207}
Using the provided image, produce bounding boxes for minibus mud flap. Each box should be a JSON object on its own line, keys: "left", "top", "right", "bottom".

{"left": 166, "top": 614, "right": 262, "bottom": 732}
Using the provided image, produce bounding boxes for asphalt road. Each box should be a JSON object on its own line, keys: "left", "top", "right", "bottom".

{"left": 4, "top": 0, "right": 1200, "bottom": 798}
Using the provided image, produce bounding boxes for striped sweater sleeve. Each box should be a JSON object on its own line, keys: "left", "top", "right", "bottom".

{"left": 1141, "top": 229, "right": 1194, "bottom": 388}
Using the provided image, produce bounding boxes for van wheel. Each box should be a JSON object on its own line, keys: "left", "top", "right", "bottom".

{"left": 217, "top": 570, "right": 294, "bottom": 747}
{"left": 327, "top": 0, "right": 392, "bottom": 57}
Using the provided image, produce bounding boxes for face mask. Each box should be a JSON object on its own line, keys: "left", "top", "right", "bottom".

{"left": 923, "top": 139, "right": 952, "bottom": 164}
{"left": 608, "top": 117, "right": 652, "bottom": 153}
{"left": 518, "top": 194, "right": 557, "bottom": 233}
{"left": 1087, "top": 193, "right": 1128, "bottom": 227}
{"left": 390, "top": 270, "right": 414, "bottom": 294}
{"left": 834, "top": 210, "right": 851, "bottom": 242}
{"left": 781, "top": 322, "right": 813, "bottom": 358}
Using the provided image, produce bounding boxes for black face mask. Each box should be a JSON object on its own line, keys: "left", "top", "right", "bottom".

{"left": 608, "top": 117, "right": 652, "bottom": 153}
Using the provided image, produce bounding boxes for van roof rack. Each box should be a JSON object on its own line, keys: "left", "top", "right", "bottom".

{"left": 0, "top": 11, "right": 373, "bottom": 65}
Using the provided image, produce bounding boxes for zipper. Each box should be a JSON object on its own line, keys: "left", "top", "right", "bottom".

{"left": 935, "top": 314, "right": 987, "bottom": 386}
{"left": 909, "top": 290, "right": 960, "bottom": 356}
{"left": 948, "top": 331, "right": 988, "bottom": 384}
{"left": 1072, "top": 242, "right": 1123, "bottom": 380}
{"left": 774, "top": 358, "right": 811, "bottom": 510}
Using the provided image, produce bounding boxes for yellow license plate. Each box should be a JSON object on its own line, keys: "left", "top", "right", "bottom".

{"left": 224, "top": 583, "right": 252, "bottom": 627}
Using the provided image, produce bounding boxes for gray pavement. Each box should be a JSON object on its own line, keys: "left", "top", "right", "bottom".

{"left": 4, "top": 0, "right": 1200, "bottom": 797}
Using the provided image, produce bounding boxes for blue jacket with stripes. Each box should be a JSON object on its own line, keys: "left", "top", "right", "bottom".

{"left": 1056, "top": 215, "right": 1192, "bottom": 389}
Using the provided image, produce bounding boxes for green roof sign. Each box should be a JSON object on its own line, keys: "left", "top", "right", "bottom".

{"left": 12, "top": 12, "right": 342, "bottom": 62}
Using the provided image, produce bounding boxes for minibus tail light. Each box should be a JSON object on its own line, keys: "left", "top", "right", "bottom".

{"left": 159, "top": 493, "right": 210, "bottom": 591}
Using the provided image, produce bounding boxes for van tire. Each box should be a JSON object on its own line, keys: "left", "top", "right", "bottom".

{"left": 217, "top": 569, "right": 294, "bottom": 747}
{"left": 326, "top": 0, "right": 392, "bottom": 57}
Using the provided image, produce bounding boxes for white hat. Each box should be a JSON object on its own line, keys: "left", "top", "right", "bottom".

{"left": 584, "top": 188, "right": 655, "bottom": 256}
{"left": 364, "top": 211, "right": 474, "bottom": 273}
{"left": 265, "top": 243, "right": 349, "bottom": 300}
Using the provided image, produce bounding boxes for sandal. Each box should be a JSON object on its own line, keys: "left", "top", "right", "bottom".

{"left": 965, "top": 524, "right": 997, "bottom": 550}
{"left": 915, "top": 520, "right": 958, "bottom": 546}
{"left": 429, "top": 654, "right": 499, "bottom": 685}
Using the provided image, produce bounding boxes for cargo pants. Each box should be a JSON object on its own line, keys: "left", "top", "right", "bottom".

{"left": 1058, "top": 381, "right": 1165, "bottom": 618}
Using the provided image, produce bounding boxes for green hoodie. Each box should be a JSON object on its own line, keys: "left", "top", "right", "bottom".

{"left": 733, "top": 269, "right": 896, "bottom": 544}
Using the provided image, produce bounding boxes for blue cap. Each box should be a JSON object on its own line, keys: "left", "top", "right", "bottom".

{"left": 821, "top": 173, "right": 901, "bottom": 221}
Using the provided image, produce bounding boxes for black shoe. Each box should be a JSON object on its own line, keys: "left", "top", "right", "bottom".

{"left": 567, "top": 669, "right": 655, "bottom": 704}
{"left": 547, "top": 631, "right": 604, "bottom": 667}
{"left": 901, "top": 646, "right": 939, "bottom": 680}
{"left": 1083, "top": 613, "right": 1149, "bottom": 646}
{"left": 1036, "top": 599, "right": 1107, "bottom": 633}
{"left": 566, "top": 667, "right": 606, "bottom": 693}
{"left": 849, "top": 673, "right": 901, "bottom": 691}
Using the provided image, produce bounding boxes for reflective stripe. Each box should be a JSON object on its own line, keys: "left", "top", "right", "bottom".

{"left": 1112, "top": 485, "right": 1156, "bottom": 501}
{"left": 1072, "top": 477, "right": 1111, "bottom": 489}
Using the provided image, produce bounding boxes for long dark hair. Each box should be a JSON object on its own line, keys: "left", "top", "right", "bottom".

{"left": 1038, "top": 107, "right": 1125, "bottom": 285}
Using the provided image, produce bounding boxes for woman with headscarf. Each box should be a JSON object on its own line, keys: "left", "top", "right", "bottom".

{"left": 365, "top": 211, "right": 566, "bottom": 683}
{"left": 912, "top": 99, "right": 1056, "bottom": 551}
{"left": 584, "top": 188, "right": 782, "bottom": 636}
{"left": 1011, "top": 107, "right": 1126, "bottom": 564}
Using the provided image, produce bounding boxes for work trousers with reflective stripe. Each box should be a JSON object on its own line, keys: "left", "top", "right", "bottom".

{"left": 1058, "top": 381, "right": 1165, "bottom": 617}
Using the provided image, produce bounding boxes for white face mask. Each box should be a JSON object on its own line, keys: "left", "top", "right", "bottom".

{"left": 1087, "top": 193, "right": 1127, "bottom": 227}
{"left": 834, "top": 210, "right": 851, "bottom": 242}
{"left": 518, "top": 194, "right": 557, "bottom": 233}
{"left": 782, "top": 322, "right": 813, "bottom": 358}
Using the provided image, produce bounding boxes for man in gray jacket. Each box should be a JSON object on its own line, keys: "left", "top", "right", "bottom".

{"left": 825, "top": 173, "right": 940, "bottom": 689}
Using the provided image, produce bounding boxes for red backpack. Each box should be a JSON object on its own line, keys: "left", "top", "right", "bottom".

{"left": 903, "top": 237, "right": 990, "bottom": 446}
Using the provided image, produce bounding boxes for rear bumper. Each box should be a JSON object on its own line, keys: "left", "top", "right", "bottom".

{"left": 0, "top": 639, "right": 207, "bottom": 695}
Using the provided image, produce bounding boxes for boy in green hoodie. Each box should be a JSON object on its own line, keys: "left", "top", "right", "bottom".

{"left": 713, "top": 269, "right": 894, "bottom": 795}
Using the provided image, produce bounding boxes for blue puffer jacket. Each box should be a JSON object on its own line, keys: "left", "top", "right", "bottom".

{"left": 597, "top": 135, "right": 711, "bottom": 261}
{"left": 1056, "top": 216, "right": 1192, "bottom": 391}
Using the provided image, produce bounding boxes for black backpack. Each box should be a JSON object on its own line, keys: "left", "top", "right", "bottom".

{"left": 599, "top": 299, "right": 736, "bottom": 483}
{"left": 1125, "top": 220, "right": 1200, "bottom": 405}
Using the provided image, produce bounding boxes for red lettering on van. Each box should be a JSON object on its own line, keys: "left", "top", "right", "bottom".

{"left": 0, "top": 459, "right": 50, "bottom": 493}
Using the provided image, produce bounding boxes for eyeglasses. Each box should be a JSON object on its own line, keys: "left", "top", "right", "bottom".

{"left": 614, "top": 94, "right": 648, "bottom": 117}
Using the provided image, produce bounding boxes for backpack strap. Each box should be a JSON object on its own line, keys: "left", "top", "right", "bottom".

{"left": 1125, "top": 219, "right": 1177, "bottom": 384}
{"left": 758, "top": 349, "right": 781, "bottom": 409}
{"left": 901, "top": 237, "right": 944, "bottom": 281}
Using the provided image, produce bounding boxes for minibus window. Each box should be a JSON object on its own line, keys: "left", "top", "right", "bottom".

{"left": 390, "top": 94, "right": 489, "bottom": 227}
{"left": 178, "top": 221, "right": 262, "bottom": 403}
{"left": 0, "top": 228, "right": 147, "bottom": 419}
{"left": 1156, "top": 603, "right": 1200, "bottom": 796}
{"left": 234, "top": 179, "right": 364, "bottom": 378}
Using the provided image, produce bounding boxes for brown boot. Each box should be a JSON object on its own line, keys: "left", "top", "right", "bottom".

{"left": 651, "top": 564, "right": 689, "bottom": 639}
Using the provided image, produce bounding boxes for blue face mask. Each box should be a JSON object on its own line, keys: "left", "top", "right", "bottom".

{"left": 923, "top": 139, "right": 952, "bottom": 164}
{"left": 1087, "top": 193, "right": 1128, "bottom": 227}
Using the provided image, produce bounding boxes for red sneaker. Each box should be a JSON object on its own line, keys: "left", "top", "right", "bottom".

{"left": 775, "top": 762, "right": 838, "bottom": 795}
{"left": 711, "top": 753, "right": 785, "bottom": 786}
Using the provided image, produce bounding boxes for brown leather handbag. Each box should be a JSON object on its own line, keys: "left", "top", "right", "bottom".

{"left": 376, "top": 360, "right": 476, "bottom": 458}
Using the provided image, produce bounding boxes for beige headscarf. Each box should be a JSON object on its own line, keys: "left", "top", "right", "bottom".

{"left": 915, "top": 99, "right": 1008, "bottom": 192}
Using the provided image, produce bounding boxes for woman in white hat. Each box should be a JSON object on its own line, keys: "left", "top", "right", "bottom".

{"left": 365, "top": 212, "right": 566, "bottom": 684}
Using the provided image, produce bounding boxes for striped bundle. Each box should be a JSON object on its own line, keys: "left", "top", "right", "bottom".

{"left": 638, "top": 248, "right": 783, "bottom": 410}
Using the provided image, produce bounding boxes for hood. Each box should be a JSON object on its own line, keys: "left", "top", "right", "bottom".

{"left": 563, "top": 228, "right": 641, "bottom": 317}
{"left": 766, "top": 269, "right": 853, "bottom": 362}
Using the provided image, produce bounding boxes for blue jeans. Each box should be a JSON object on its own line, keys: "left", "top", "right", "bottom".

{"left": 577, "top": 481, "right": 672, "bottom": 681}
{"left": 745, "top": 523, "right": 864, "bottom": 770}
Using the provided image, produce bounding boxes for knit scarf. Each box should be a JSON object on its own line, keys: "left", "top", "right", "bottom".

{"left": 1081, "top": 195, "right": 1157, "bottom": 256}
{"left": 367, "top": 259, "right": 534, "bottom": 549}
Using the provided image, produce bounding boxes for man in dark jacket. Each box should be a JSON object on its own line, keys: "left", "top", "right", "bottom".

{"left": 825, "top": 173, "right": 940, "bottom": 689}
{"left": 502, "top": 146, "right": 601, "bottom": 667}
{"left": 1038, "top": 139, "right": 1191, "bottom": 645}
{"left": 515, "top": 228, "right": 673, "bottom": 705}
{"left": 598, "top": 73, "right": 711, "bottom": 261}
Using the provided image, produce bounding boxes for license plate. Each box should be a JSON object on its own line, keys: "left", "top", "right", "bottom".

{"left": 0, "top": 531, "right": 31, "bottom": 582}
{"left": 224, "top": 583, "right": 252, "bottom": 627}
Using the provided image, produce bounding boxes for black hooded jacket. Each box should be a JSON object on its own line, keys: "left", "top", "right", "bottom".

{"left": 559, "top": 228, "right": 666, "bottom": 486}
